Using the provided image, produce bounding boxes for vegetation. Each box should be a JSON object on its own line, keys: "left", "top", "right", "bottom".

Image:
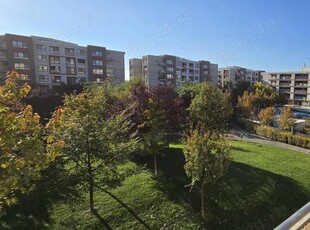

{"left": 278, "top": 106, "right": 295, "bottom": 132}
{"left": 259, "top": 106, "right": 274, "bottom": 126}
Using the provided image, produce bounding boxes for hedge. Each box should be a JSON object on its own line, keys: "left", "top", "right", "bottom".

{"left": 255, "top": 125, "right": 310, "bottom": 149}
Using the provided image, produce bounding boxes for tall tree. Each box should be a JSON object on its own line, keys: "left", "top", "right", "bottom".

{"left": 278, "top": 106, "right": 295, "bottom": 133}
{"left": 149, "top": 85, "right": 185, "bottom": 133}
{"left": 46, "top": 83, "right": 138, "bottom": 226}
{"left": 188, "top": 82, "right": 232, "bottom": 134}
{"left": 183, "top": 130, "right": 230, "bottom": 218}
{"left": 138, "top": 99, "right": 167, "bottom": 176}
{"left": 237, "top": 91, "right": 255, "bottom": 119}
{"left": 259, "top": 106, "right": 274, "bottom": 126}
{"left": 0, "top": 72, "right": 53, "bottom": 210}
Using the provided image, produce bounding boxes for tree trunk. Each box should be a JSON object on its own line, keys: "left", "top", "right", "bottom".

{"left": 87, "top": 152, "right": 94, "bottom": 212}
{"left": 154, "top": 153, "right": 158, "bottom": 176}
{"left": 200, "top": 183, "right": 205, "bottom": 218}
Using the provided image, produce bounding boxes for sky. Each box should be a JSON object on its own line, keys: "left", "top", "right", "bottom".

{"left": 1, "top": 0, "right": 310, "bottom": 80}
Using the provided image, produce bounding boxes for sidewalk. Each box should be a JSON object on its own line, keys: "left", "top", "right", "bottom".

{"left": 229, "top": 128, "right": 310, "bottom": 155}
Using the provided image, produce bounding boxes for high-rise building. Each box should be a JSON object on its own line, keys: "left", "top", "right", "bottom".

{"left": 0, "top": 33, "right": 125, "bottom": 88}
{"left": 129, "top": 55, "right": 218, "bottom": 88}
{"left": 218, "top": 66, "right": 264, "bottom": 87}
{"left": 262, "top": 67, "right": 310, "bottom": 107}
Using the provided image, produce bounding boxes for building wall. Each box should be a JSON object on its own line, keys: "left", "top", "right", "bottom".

{"left": 87, "top": 45, "right": 107, "bottom": 82}
{"left": 129, "top": 58, "right": 142, "bottom": 80}
{"left": 262, "top": 71, "right": 310, "bottom": 107}
{"left": 106, "top": 50, "right": 125, "bottom": 84}
{"left": 142, "top": 55, "right": 164, "bottom": 87}
{"left": 219, "top": 66, "right": 261, "bottom": 87}
{"left": 0, "top": 35, "right": 8, "bottom": 83}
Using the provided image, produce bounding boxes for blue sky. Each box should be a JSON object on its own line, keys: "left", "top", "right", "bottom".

{"left": 1, "top": 0, "right": 309, "bottom": 79}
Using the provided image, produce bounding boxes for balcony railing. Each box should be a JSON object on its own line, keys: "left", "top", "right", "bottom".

{"left": 275, "top": 202, "right": 310, "bottom": 230}
{"left": 294, "top": 90, "right": 308, "bottom": 94}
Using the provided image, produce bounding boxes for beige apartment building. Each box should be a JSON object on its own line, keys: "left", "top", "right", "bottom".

{"left": 262, "top": 67, "right": 310, "bottom": 107}
{"left": 0, "top": 33, "right": 125, "bottom": 88}
{"left": 129, "top": 55, "right": 218, "bottom": 88}
{"left": 218, "top": 66, "right": 264, "bottom": 87}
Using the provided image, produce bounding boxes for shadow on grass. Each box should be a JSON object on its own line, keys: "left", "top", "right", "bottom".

{"left": 134, "top": 147, "right": 310, "bottom": 230}
{"left": 0, "top": 160, "right": 80, "bottom": 230}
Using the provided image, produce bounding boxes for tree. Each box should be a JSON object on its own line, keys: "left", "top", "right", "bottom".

{"left": 259, "top": 106, "right": 274, "bottom": 126}
{"left": 178, "top": 81, "right": 203, "bottom": 109}
{"left": 138, "top": 99, "right": 167, "bottom": 176}
{"left": 149, "top": 85, "right": 185, "bottom": 133}
{"left": 183, "top": 130, "right": 230, "bottom": 218}
{"left": 238, "top": 91, "right": 255, "bottom": 119}
{"left": 303, "top": 118, "right": 310, "bottom": 135}
{"left": 188, "top": 82, "right": 232, "bottom": 134}
{"left": 0, "top": 72, "right": 53, "bottom": 209}
{"left": 46, "top": 83, "right": 138, "bottom": 226}
{"left": 278, "top": 106, "right": 295, "bottom": 133}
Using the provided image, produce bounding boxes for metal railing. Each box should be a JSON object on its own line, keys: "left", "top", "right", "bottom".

{"left": 274, "top": 202, "right": 310, "bottom": 230}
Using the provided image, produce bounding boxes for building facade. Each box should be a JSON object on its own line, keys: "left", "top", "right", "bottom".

{"left": 218, "top": 66, "right": 264, "bottom": 87}
{"left": 0, "top": 33, "right": 125, "bottom": 88}
{"left": 129, "top": 55, "right": 218, "bottom": 88}
{"left": 262, "top": 69, "right": 310, "bottom": 107}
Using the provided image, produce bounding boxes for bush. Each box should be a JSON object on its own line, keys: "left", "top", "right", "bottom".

{"left": 254, "top": 125, "right": 310, "bottom": 149}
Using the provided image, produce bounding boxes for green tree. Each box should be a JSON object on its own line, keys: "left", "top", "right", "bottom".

{"left": 259, "top": 106, "right": 274, "bottom": 126}
{"left": 303, "top": 118, "right": 310, "bottom": 135}
{"left": 183, "top": 130, "right": 230, "bottom": 218}
{"left": 278, "top": 106, "right": 295, "bottom": 133}
{"left": 138, "top": 99, "right": 167, "bottom": 176}
{"left": 46, "top": 83, "right": 138, "bottom": 226}
{"left": 188, "top": 82, "right": 232, "bottom": 134}
{"left": 0, "top": 72, "right": 53, "bottom": 209}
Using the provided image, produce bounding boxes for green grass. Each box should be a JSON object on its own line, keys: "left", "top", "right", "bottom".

{"left": 1, "top": 140, "right": 310, "bottom": 229}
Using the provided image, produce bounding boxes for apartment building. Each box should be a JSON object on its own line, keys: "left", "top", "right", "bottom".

{"left": 0, "top": 33, "right": 125, "bottom": 88}
{"left": 129, "top": 55, "right": 218, "bottom": 88}
{"left": 218, "top": 66, "right": 264, "bottom": 87}
{"left": 262, "top": 68, "right": 310, "bottom": 107}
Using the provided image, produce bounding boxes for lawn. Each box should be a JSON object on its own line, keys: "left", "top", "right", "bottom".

{"left": 1, "top": 140, "right": 310, "bottom": 229}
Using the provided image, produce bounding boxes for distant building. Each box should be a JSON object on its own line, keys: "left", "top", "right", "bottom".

{"left": 129, "top": 55, "right": 218, "bottom": 88}
{"left": 0, "top": 33, "right": 125, "bottom": 88}
{"left": 218, "top": 66, "right": 264, "bottom": 87}
{"left": 262, "top": 68, "right": 310, "bottom": 107}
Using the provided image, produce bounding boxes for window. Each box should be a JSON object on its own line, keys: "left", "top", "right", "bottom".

{"left": 14, "top": 63, "right": 29, "bottom": 70}
{"left": 195, "top": 63, "right": 199, "bottom": 68}
{"left": 77, "top": 49, "right": 85, "bottom": 56}
{"left": 167, "top": 67, "right": 174, "bottom": 72}
{"left": 194, "top": 76, "right": 199, "bottom": 81}
{"left": 66, "top": 67, "right": 76, "bottom": 75}
{"left": 52, "top": 76, "right": 61, "bottom": 83}
{"left": 65, "top": 48, "right": 75, "bottom": 55}
{"left": 167, "top": 74, "right": 174, "bottom": 79}
{"left": 78, "top": 77, "right": 86, "bottom": 83}
{"left": 203, "top": 70, "right": 208, "bottom": 75}
{"left": 93, "top": 69, "right": 103, "bottom": 75}
{"left": 189, "top": 63, "right": 194, "bottom": 68}
{"left": 67, "top": 76, "right": 77, "bottom": 85}
{"left": 92, "top": 60, "right": 103, "bottom": 66}
{"left": 202, "top": 64, "right": 208, "bottom": 68}
{"left": 39, "top": 75, "right": 49, "bottom": 82}
{"left": 36, "top": 44, "right": 46, "bottom": 52}
{"left": 50, "top": 66, "right": 61, "bottom": 74}
{"left": 78, "top": 59, "right": 86, "bottom": 64}
{"left": 195, "top": 70, "right": 199, "bottom": 74}
{"left": 78, "top": 68, "right": 86, "bottom": 74}
{"left": 92, "top": 50, "right": 103, "bottom": 57}
{"left": 39, "top": 65, "right": 48, "bottom": 71}
{"left": 66, "top": 58, "right": 75, "bottom": 66}
{"left": 12, "top": 41, "right": 27, "bottom": 48}
{"left": 50, "top": 56, "right": 60, "bottom": 65}
{"left": 37, "top": 55, "right": 47, "bottom": 61}
{"left": 19, "top": 74, "right": 30, "bottom": 80}
{"left": 49, "top": 46, "right": 59, "bottom": 54}
{"left": 166, "top": 60, "right": 173, "bottom": 65}
{"left": 13, "top": 52, "right": 28, "bottom": 59}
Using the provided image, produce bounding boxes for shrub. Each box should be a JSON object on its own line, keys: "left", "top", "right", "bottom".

{"left": 254, "top": 125, "right": 310, "bottom": 149}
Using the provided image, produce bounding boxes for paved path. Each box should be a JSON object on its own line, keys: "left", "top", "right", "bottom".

{"left": 228, "top": 127, "right": 310, "bottom": 155}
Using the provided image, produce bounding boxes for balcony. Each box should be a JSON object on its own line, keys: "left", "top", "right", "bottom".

{"left": 294, "top": 90, "right": 308, "bottom": 94}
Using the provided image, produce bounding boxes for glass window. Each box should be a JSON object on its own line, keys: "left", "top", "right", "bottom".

{"left": 39, "top": 75, "right": 49, "bottom": 82}
{"left": 14, "top": 63, "right": 29, "bottom": 70}
{"left": 67, "top": 76, "right": 77, "bottom": 85}
{"left": 66, "top": 57, "right": 75, "bottom": 65}
{"left": 36, "top": 44, "right": 46, "bottom": 52}
{"left": 167, "top": 74, "right": 174, "bottom": 79}
{"left": 92, "top": 60, "right": 103, "bottom": 66}
{"left": 77, "top": 49, "right": 85, "bottom": 56}
{"left": 66, "top": 67, "right": 76, "bottom": 75}
{"left": 92, "top": 50, "right": 103, "bottom": 57}
{"left": 37, "top": 55, "right": 47, "bottom": 61}
{"left": 78, "top": 59, "right": 86, "bottom": 64}
{"left": 50, "top": 56, "right": 60, "bottom": 65}
{"left": 93, "top": 69, "right": 103, "bottom": 75}
{"left": 78, "top": 68, "right": 86, "bottom": 74}
{"left": 19, "top": 74, "right": 30, "bottom": 80}
{"left": 13, "top": 52, "right": 28, "bottom": 59}
{"left": 12, "top": 41, "right": 27, "bottom": 48}
{"left": 38, "top": 65, "right": 48, "bottom": 71}
{"left": 167, "top": 67, "right": 174, "bottom": 72}
{"left": 166, "top": 60, "right": 173, "bottom": 65}
{"left": 52, "top": 76, "right": 61, "bottom": 83}
{"left": 50, "top": 66, "right": 61, "bottom": 74}
{"left": 65, "top": 48, "right": 75, "bottom": 55}
{"left": 49, "top": 46, "right": 60, "bottom": 54}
